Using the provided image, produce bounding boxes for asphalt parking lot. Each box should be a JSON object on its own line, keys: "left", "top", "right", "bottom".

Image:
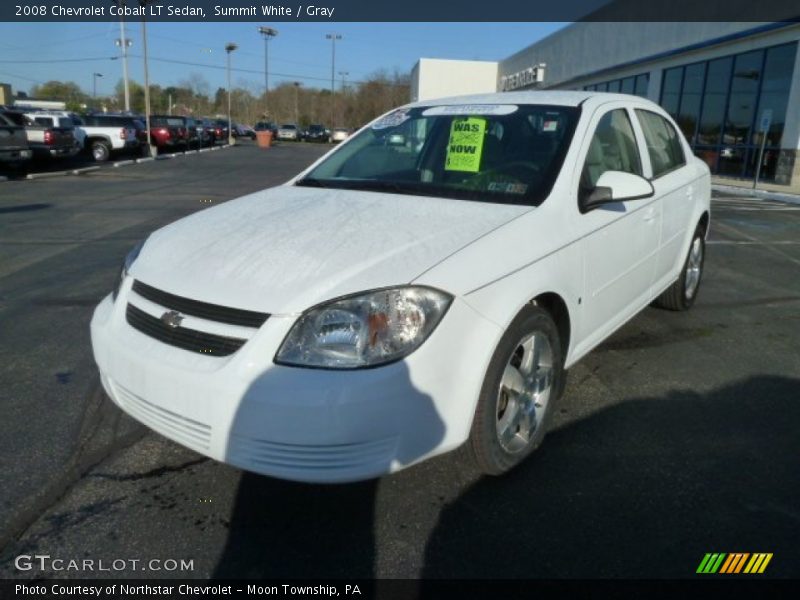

{"left": 1, "top": 144, "right": 798, "bottom": 580}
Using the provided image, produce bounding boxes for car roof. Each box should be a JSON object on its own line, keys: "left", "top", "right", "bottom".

{"left": 406, "top": 90, "right": 659, "bottom": 109}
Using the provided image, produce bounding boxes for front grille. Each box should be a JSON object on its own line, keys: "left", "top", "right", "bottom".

{"left": 132, "top": 280, "right": 269, "bottom": 328}
{"left": 126, "top": 304, "right": 246, "bottom": 357}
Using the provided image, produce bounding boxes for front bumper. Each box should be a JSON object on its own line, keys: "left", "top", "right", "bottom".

{"left": 90, "top": 284, "right": 501, "bottom": 483}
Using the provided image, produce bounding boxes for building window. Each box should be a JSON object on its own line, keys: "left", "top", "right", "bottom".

{"left": 660, "top": 67, "right": 682, "bottom": 116}
{"left": 635, "top": 74, "right": 649, "bottom": 96}
{"left": 677, "top": 62, "right": 706, "bottom": 143}
{"left": 697, "top": 57, "right": 732, "bottom": 147}
{"left": 658, "top": 41, "right": 797, "bottom": 182}
{"left": 583, "top": 73, "right": 650, "bottom": 98}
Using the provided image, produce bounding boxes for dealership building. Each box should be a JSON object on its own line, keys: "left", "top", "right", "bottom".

{"left": 411, "top": 22, "right": 800, "bottom": 187}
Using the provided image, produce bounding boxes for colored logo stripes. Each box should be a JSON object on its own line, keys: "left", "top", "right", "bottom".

{"left": 697, "top": 553, "right": 773, "bottom": 574}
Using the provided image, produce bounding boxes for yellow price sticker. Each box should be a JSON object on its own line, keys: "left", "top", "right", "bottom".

{"left": 445, "top": 117, "right": 487, "bottom": 173}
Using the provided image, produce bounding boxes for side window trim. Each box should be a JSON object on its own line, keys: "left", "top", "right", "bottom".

{"left": 627, "top": 106, "right": 654, "bottom": 179}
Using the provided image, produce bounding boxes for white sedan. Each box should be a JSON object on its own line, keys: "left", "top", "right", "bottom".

{"left": 91, "top": 92, "right": 710, "bottom": 483}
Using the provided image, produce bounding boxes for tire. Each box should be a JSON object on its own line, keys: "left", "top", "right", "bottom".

{"left": 91, "top": 140, "right": 111, "bottom": 163}
{"left": 653, "top": 224, "right": 705, "bottom": 311}
{"left": 4, "top": 161, "right": 29, "bottom": 177}
{"left": 468, "top": 304, "right": 564, "bottom": 475}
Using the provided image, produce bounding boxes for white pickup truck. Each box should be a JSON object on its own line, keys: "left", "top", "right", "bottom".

{"left": 77, "top": 114, "right": 141, "bottom": 162}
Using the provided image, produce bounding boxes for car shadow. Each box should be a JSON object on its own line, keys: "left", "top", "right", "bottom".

{"left": 212, "top": 374, "right": 799, "bottom": 580}
{"left": 212, "top": 361, "right": 445, "bottom": 579}
{"left": 420, "top": 375, "right": 800, "bottom": 578}
{"left": 0, "top": 203, "right": 52, "bottom": 214}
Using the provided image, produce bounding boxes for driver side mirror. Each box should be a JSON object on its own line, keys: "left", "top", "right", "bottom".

{"left": 580, "top": 170, "right": 655, "bottom": 213}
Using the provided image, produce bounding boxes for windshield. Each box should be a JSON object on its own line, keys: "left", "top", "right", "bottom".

{"left": 297, "top": 104, "right": 579, "bottom": 206}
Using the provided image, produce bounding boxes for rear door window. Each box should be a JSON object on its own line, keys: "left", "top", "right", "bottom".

{"left": 635, "top": 110, "right": 686, "bottom": 178}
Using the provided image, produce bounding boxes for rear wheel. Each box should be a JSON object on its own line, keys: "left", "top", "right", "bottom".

{"left": 653, "top": 224, "right": 705, "bottom": 311}
{"left": 469, "top": 305, "right": 564, "bottom": 475}
{"left": 91, "top": 140, "right": 111, "bottom": 162}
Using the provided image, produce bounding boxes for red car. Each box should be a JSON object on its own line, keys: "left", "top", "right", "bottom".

{"left": 148, "top": 116, "right": 186, "bottom": 150}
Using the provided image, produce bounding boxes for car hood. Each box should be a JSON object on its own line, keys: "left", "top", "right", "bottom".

{"left": 130, "top": 185, "right": 530, "bottom": 314}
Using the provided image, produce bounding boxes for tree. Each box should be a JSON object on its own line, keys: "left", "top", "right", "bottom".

{"left": 30, "top": 80, "right": 89, "bottom": 111}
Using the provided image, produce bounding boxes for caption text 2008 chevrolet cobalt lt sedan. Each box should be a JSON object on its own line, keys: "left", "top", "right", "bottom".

{"left": 91, "top": 92, "right": 710, "bottom": 482}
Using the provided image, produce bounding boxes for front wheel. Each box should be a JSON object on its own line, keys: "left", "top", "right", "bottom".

{"left": 468, "top": 305, "right": 564, "bottom": 475}
{"left": 653, "top": 225, "right": 705, "bottom": 311}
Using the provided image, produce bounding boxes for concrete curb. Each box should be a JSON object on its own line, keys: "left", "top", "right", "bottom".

{"left": 72, "top": 166, "right": 101, "bottom": 175}
{"left": 712, "top": 184, "right": 800, "bottom": 206}
{"left": 26, "top": 170, "right": 69, "bottom": 180}
{"left": 12, "top": 147, "right": 216, "bottom": 182}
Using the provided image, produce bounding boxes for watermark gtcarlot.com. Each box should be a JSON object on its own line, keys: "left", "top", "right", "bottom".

{"left": 15, "top": 554, "right": 194, "bottom": 573}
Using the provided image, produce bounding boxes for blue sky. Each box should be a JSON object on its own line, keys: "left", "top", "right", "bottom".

{"left": 0, "top": 22, "right": 566, "bottom": 96}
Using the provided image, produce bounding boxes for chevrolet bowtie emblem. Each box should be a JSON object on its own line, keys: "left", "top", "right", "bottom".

{"left": 160, "top": 310, "right": 184, "bottom": 329}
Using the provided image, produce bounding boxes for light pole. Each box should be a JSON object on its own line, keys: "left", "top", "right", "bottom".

{"left": 138, "top": 0, "right": 155, "bottom": 156}
{"left": 293, "top": 81, "right": 301, "bottom": 125}
{"left": 338, "top": 70, "right": 348, "bottom": 126}
{"left": 225, "top": 42, "right": 238, "bottom": 145}
{"left": 257, "top": 26, "right": 278, "bottom": 117}
{"left": 114, "top": 1, "right": 132, "bottom": 112}
{"left": 92, "top": 72, "right": 103, "bottom": 100}
{"left": 325, "top": 33, "right": 342, "bottom": 127}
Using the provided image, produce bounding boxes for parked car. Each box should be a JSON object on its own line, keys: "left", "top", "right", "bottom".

{"left": 235, "top": 124, "right": 256, "bottom": 140}
{"left": 147, "top": 116, "right": 185, "bottom": 151}
{"left": 213, "top": 119, "right": 231, "bottom": 144}
{"left": 169, "top": 116, "right": 198, "bottom": 148}
{"left": 3, "top": 109, "right": 79, "bottom": 160}
{"left": 331, "top": 127, "right": 350, "bottom": 142}
{"left": 303, "top": 124, "right": 330, "bottom": 143}
{"left": 0, "top": 111, "right": 32, "bottom": 175}
{"left": 91, "top": 91, "right": 710, "bottom": 483}
{"left": 78, "top": 114, "right": 141, "bottom": 162}
{"left": 254, "top": 121, "right": 278, "bottom": 138}
{"left": 277, "top": 123, "right": 300, "bottom": 141}
{"left": 195, "top": 118, "right": 218, "bottom": 146}
{"left": 24, "top": 110, "right": 86, "bottom": 150}
{"left": 184, "top": 117, "right": 209, "bottom": 147}
{"left": 260, "top": 121, "right": 278, "bottom": 137}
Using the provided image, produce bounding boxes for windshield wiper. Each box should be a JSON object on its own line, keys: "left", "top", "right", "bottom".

{"left": 295, "top": 177, "right": 330, "bottom": 188}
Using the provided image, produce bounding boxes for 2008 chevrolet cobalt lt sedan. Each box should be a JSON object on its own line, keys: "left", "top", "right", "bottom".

{"left": 91, "top": 91, "right": 710, "bottom": 483}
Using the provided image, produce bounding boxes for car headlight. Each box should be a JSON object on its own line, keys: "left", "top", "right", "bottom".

{"left": 275, "top": 286, "right": 452, "bottom": 369}
{"left": 112, "top": 240, "right": 145, "bottom": 301}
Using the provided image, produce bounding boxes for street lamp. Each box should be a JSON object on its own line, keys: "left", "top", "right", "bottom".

{"left": 293, "top": 81, "right": 301, "bottom": 125}
{"left": 92, "top": 72, "right": 103, "bottom": 100}
{"left": 257, "top": 26, "right": 278, "bottom": 116}
{"left": 138, "top": 0, "right": 156, "bottom": 156}
{"left": 325, "top": 33, "right": 342, "bottom": 127}
{"left": 114, "top": 0, "right": 133, "bottom": 112}
{"left": 337, "top": 71, "right": 349, "bottom": 127}
{"left": 225, "top": 42, "right": 238, "bottom": 145}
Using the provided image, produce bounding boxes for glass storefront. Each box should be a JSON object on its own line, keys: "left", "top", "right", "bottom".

{"left": 659, "top": 42, "right": 797, "bottom": 181}
{"left": 584, "top": 73, "right": 650, "bottom": 98}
